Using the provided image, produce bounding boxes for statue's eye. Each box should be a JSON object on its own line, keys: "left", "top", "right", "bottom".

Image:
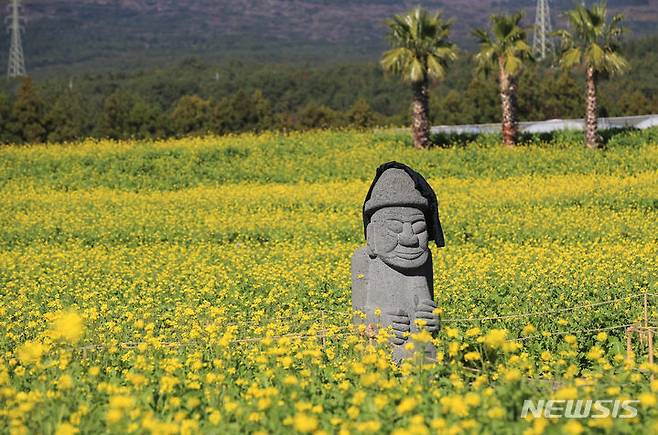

{"left": 412, "top": 221, "right": 426, "bottom": 233}
{"left": 386, "top": 221, "right": 403, "bottom": 233}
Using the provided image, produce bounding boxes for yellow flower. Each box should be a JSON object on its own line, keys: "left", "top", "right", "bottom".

{"left": 106, "top": 409, "right": 122, "bottom": 424}
{"left": 522, "top": 324, "right": 536, "bottom": 336}
{"left": 257, "top": 398, "right": 271, "bottom": 411}
{"left": 440, "top": 395, "right": 468, "bottom": 417}
{"left": 109, "top": 395, "right": 134, "bottom": 409}
{"left": 295, "top": 401, "right": 313, "bottom": 412}
{"left": 58, "top": 374, "right": 73, "bottom": 390}
{"left": 356, "top": 420, "right": 382, "bottom": 432}
{"left": 293, "top": 413, "right": 318, "bottom": 433}
{"left": 466, "top": 327, "right": 481, "bottom": 337}
{"left": 374, "top": 394, "right": 388, "bottom": 410}
{"left": 483, "top": 329, "right": 507, "bottom": 348}
{"left": 411, "top": 329, "right": 432, "bottom": 343}
{"left": 283, "top": 375, "right": 298, "bottom": 385}
{"left": 352, "top": 391, "right": 366, "bottom": 406}
{"left": 208, "top": 411, "right": 221, "bottom": 425}
{"left": 596, "top": 332, "right": 608, "bottom": 342}
{"left": 464, "top": 351, "right": 480, "bottom": 361}
{"left": 639, "top": 392, "right": 657, "bottom": 407}
{"left": 351, "top": 362, "right": 365, "bottom": 375}
{"left": 181, "top": 419, "right": 199, "bottom": 434}
{"left": 55, "top": 423, "right": 79, "bottom": 435}
{"left": 49, "top": 310, "right": 85, "bottom": 344}
{"left": 630, "top": 373, "right": 642, "bottom": 382}
{"left": 17, "top": 341, "right": 47, "bottom": 365}
{"left": 464, "top": 393, "right": 480, "bottom": 407}
{"left": 553, "top": 387, "right": 577, "bottom": 401}
{"left": 487, "top": 406, "right": 505, "bottom": 419}
{"left": 588, "top": 417, "right": 613, "bottom": 430}
{"left": 430, "top": 418, "right": 446, "bottom": 430}
{"left": 224, "top": 400, "right": 238, "bottom": 413}
{"left": 586, "top": 346, "right": 604, "bottom": 361}
{"left": 159, "top": 376, "right": 179, "bottom": 394}
{"left": 562, "top": 420, "right": 583, "bottom": 435}
{"left": 88, "top": 366, "right": 100, "bottom": 377}
{"left": 503, "top": 368, "right": 522, "bottom": 382}
{"left": 397, "top": 397, "right": 418, "bottom": 414}
{"left": 530, "top": 417, "right": 548, "bottom": 434}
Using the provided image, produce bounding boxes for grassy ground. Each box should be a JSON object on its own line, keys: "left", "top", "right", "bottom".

{"left": 0, "top": 130, "right": 657, "bottom": 434}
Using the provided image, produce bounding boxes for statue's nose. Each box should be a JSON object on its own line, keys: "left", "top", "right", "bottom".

{"left": 398, "top": 222, "right": 419, "bottom": 247}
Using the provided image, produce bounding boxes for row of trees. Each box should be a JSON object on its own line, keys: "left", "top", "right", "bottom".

{"left": 0, "top": 79, "right": 386, "bottom": 144}
{"left": 384, "top": 3, "right": 629, "bottom": 148}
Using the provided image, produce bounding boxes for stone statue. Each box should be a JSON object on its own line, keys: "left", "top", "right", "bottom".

{"left": 352, "top": 162, "right": 444, "bottom": 363}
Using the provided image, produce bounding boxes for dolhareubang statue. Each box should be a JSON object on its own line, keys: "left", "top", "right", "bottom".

{"left": 352, "top": 162, "right": 444, "bottom": 363}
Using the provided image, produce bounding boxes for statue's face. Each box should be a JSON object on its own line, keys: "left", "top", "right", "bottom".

{"left": 367, "top": 206, "right": 429, "bottom": 270}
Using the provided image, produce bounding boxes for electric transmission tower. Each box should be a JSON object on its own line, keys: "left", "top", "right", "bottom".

{"left": 532, "top": 0, "right": 554, "bottom": 61}
{"left": 7, "top": 0, "right": 27, "bottom": 78}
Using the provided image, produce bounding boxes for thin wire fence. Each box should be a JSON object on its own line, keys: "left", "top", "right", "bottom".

{"left": 76, "top": 291, "right": 657, "bottom": 352}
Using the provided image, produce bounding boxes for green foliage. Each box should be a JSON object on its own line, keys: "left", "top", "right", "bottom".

{"left": 101, "top": 91, "right": 138, "bottom": 139}
{"left": 0, "top": 34, "right": 655, "bottom": 145}
{"left": 170, "top": 95, "right": 211, "bottom": 136}
{"left": 295, "top": 103, "right": 343, "bottom": 130}
{"left": 0, "top": 92, "right": 17, "bottom": 144}
{"left": 473, "top": 12, "right": 532, "bottom": 77}
{"left": 215, "top": 90, "right": 272, "bottom": 133}
{"left": 347, "top": 98, "right": 382, "bottom": 128}
{"left": 10, "top": 78, "right": 47, "bottom": 144}
{"left": 0, "top": 129, "right": 656, "bottom": 192}
{"left": 556, "top": 2, "right": 629, "bottom": 75}
{"left": 44, "top": 91, "right": 87, "bottom": 143}
{"left": 381, "top": 7, "right": 458, "bottom": 83}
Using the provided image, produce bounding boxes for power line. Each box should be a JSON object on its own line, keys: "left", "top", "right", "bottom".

{"left": 7, "top": 0, "right": 27, "bottom": 78}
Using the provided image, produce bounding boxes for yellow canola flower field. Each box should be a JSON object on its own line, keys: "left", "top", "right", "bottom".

{"left": 0, "top": 131, "right": 657, "bottom": 434}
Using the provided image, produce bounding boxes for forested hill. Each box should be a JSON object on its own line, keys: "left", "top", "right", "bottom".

{"left": 4, "top": 0, "right": 658, "bottom": 76}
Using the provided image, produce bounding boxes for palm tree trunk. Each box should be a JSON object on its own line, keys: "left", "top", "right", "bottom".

{"left": 585, "top": 66, "right": 600, "bottom": 149}
{"left": 411, "top": 79, "right": 431, "bottom": 149}
{"left": 499, "top": 64, "right": 517, "bottom": 147}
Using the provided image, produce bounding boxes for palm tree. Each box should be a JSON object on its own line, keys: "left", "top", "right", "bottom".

{"left": 556, "top": 2, "right": 628, "bottom": 148}
{"left": 473, "top": 12, "right": 532, "bottom": 147}
{"left": 381, "top": 8, "right": 457, "bottom": 149}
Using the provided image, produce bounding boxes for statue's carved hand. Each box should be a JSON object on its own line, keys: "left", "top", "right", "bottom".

{"left": 414, "top": 299, "right": 440, "bottom": 333}
{"left": 386, "top": 310, "right": 410, "bottom": 345}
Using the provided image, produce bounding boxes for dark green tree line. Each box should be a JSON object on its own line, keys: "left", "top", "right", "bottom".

{"left": 0, "top": 31, "right": 656, "bottom": 145}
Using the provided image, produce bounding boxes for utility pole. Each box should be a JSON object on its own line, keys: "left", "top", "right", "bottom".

{"left": 532, "top": 0, "right": 554, "bottom": 61}
{"left": 7, "top": 0, "right": 27, "bottom": 78}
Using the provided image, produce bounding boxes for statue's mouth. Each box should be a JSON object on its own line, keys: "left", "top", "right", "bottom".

{"left": 393, "top": 248, "right": 425, "bottom": 260}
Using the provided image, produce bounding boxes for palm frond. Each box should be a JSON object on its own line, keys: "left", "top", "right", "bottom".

{"left": 558, "top": 1, "right": 628, "bottom": 75}
{"left": 560, "top": 47, "right": 582, "bottom": 69}
{"left": 381, "top": 7, "right": 457, "bottom": 83}
{"left": 473, "top": 11, "right": 530, "bottom": 76}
